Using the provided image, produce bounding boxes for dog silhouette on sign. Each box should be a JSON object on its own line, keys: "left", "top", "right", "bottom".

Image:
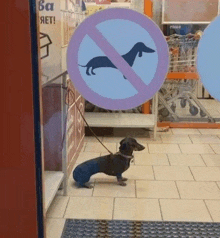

{"left": 78, "top": 42, "right": 155, "bottom": 78}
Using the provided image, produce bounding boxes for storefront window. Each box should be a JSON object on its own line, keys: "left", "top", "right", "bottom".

{"left": 37, "top": 1, "right": 220, "bottom": 236}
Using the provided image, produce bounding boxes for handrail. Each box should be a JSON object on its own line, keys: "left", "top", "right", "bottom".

{"left": 42, "top": 70, "right": 68, "bottom": 88}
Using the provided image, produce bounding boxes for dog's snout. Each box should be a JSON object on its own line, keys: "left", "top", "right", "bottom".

{"left": 135, "top": 143, "right": 145, "bottom": 151}
{"left": 138, "top": 145, "right": 145, "bottom": 151}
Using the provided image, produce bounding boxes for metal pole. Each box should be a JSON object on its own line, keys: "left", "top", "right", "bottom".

{"left": 61, "top": 74, "right": 68, "bottom": 196}
{"left": 153, "top": 92, "right": 158, "bottom": 140}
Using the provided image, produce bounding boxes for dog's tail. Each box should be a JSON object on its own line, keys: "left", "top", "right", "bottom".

{"left": 78, "top": 64, "right": 87, "bottom": 67}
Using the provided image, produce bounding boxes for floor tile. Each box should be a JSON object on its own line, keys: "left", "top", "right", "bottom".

{"left": 123, "top": 165, "right": 154, "bottom": 180}
{"left": 76, "top": 152, "right": 101, "bottom": 164}
{"left": 199, "top": 129, "right": 220, "bottom": 135}
{"left": 154, "top": 166, "right": 194, "bottom": 181}
{"left": 84, "top": 142, "right": 117, "bottom": 153}
{"left": 46, "top": 218, "right": 66, "bottom": 238}
{"left": 46, "top": 196, "right": 69, "bottom": 218}
{"left": 93, "top": 180, "right": 135, "bottom": 198}
{"left": 135, "top": 153, "right": 169, "bottom": 166}
{"left": 176, "top": 181, "right": 220, "bottom": 199}
{"left": 168, "top": 154, "right": 205, "bottom": 166}
{"left": 136, "top": 181, "right": 179, "bottom": 199}
{"left": 161, "top": 135, "right": 192, "bottom": 144}
{"left": 202, "top": 154, "right": 220, "bottom": 166}
{"left": 155, "top": 129, "right": 173, "bottom": 135}
{"left": 148, "top": 144, "right": 181, "bottom": 154}
{"left": 160, "top": 199, "right": 212, "bottom": 222}
{"left": 190, "top": 135, "right": 220, "bottom": 144}
{"left": 81, "top": 143, "right": 86, "bottom": 152}
{"left": 205, "top": 200, "right": 220, "bottom": 222}
{"left": 113, "top": 198, "right": 162, "bottom": 221}
{"left": 210, "top": 144, "right": 220, "bottom": 154}
{"left": 84, "top": 136, "right": 103, "bottom": 142}
{"left": 102, "top": 137, "right": 125, "bottom": 143}
{"left": 190, "top": 167, "right": 220, "bottom": 181}
{"left": 179, "top": 144, "right": 214, "bottom": 154}
{"left": 64, "top": 197, "right": 114, "bottom": 220}
{"left": 116, "top": 143, "right": 120, "bottom": 152}
{"left": 172, "top": 129, "right": 201, "bottom": 135}
{"left": 136, "top": 136, "right": 163, "bottom": 144}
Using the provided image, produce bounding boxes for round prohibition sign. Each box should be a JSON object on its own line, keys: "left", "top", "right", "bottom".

{"left": 67, "top": 8, "right": 169, "bottom": 110}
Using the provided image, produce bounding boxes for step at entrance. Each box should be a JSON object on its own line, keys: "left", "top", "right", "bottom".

{"left": 84, "top": 112, "right": 157, "bottom": 139}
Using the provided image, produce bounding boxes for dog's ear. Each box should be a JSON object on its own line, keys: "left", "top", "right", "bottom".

{"left": 119, "top": 138, "right": 128, "bottom": 151}
{"left": 120, "top": 138, "right": 126, "bottom": 145}
{"left": 119, "top": 141, "right": 128, "bottom": 151}
{"left": 119, "top": 137, "right": 133, "bottom": 152}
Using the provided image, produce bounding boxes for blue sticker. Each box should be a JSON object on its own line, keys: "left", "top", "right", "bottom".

{"left": 197, "top": 15, "right": 220, "bottom": 101}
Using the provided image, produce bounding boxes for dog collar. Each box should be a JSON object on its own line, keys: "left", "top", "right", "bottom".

{"left": 116, "top": 152, "right": 134, "bottom": 159}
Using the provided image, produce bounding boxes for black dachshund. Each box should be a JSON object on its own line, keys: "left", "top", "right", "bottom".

{"left": 73, "top": 137, "right": 145, "bottom": 188}
{"left": 78, "top": 42, "right": 155, "bottom": 78}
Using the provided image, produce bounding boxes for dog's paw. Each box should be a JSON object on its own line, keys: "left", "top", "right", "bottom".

{"left": 121, "top": 177, "right": 128, "bottom": 181}
{"left": 118, "top": 181, "right": 127, "bottom": 186}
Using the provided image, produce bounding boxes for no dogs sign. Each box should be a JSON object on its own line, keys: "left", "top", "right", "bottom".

{"left": 67, "top": 8, "right": 169, "bottom": 110}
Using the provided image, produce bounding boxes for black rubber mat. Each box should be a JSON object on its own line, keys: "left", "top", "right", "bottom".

{"left": 61, "top": 219, "right": 220, "bottom": 238}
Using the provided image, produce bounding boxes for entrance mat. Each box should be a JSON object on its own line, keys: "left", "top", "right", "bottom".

{"left": 61, "top": 219, "right": 220, "bottom": 238}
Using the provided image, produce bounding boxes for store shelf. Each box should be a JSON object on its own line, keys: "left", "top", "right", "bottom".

{"left": 44, "top": 171, "right": 64, "bottom": 212}
{"left": 85, "top": 112, "right": 156, "bottom": 128}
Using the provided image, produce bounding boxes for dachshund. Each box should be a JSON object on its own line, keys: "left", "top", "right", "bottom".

{"left": 73, "top": 137, "right": 145, "bottom": 188}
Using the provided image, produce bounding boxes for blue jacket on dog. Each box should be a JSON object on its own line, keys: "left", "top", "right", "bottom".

{"left": 73, "top": 159, "right": 100, "bottom": 187}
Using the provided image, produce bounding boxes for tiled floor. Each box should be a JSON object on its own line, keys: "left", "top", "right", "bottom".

{"left": 46, "top": 128, "right": 220, "bottom": 237}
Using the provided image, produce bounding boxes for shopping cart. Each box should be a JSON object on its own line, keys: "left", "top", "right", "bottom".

{"left": 158, "top": 32, "right": 215, "bottom": 122}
